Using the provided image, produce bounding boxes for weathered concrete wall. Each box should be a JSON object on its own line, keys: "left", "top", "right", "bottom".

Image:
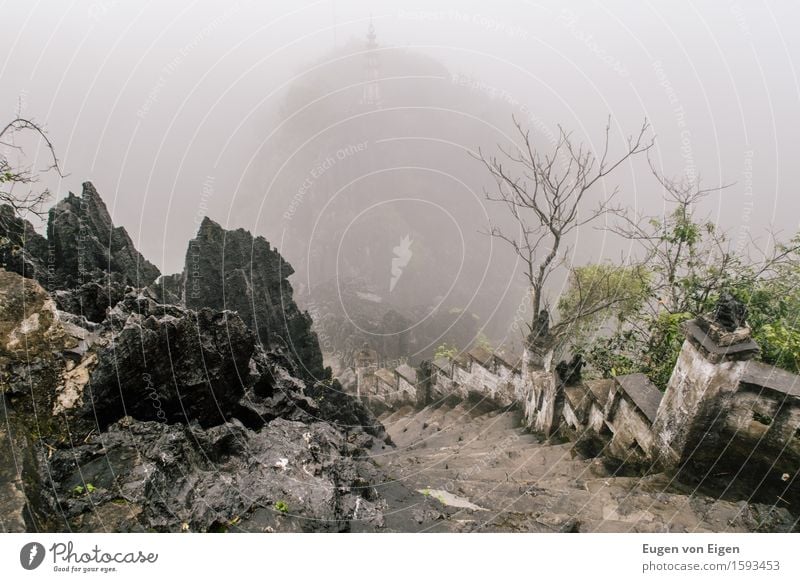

{"left": 726, "top": 381, "right": 799, "bottom": 453}
{"left": 650, "top": 335, "right": 752, "bottom": 471}
{"left": 360, "top": 349, "right": 659, "bottom": 449}
{"left": 430, "top": 359, "right": 455, "bottom": 401}
{"left": 734, "top": 362, "right": 800, "bottom": 462}
{"left": 644, "top": 324, "right": 799, "bottom": 508}
{"left": 459, "top": 360, "right": 515, "bottom": 407}
{"left": 603, "top": 374, "right": 662, "bottom": 465}
{"left": 361, "top": 368, "right": 411, "bottom": 413}
{"left": 357, "top": 348, "right": 530, "bottom": 412}
{"left": 524, "top": 370, "right": 561, "bottom": 436}
{"left": 605, "top": 394, "right": 656, "bottom": 465}
{"left": 396, "top": 376, "right": 417, "bottom": 404}
{"left": 351, "top": 319, "right": 799, "bottom": 504}
{"left": 430, "top": 351, "right": 528, "bottom": 408}
{"left": 451, "top": 359, "right": 474, "bottom": 401}
{"left": 692, "top": 361, "right": 800, "bottom": 496}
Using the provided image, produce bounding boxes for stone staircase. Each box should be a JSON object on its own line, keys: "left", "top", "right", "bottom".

{"left": 372, "top": 401, "right": 797, "bottom": 532}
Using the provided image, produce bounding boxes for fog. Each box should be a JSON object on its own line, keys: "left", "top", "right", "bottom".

{"left": 3, "top": 0, "right": 800, "bottom": 357}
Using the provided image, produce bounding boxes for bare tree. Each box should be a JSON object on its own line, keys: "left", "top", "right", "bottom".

{"left": 0, "top": 116, "right": 62, "bottom": 226}
{"left": 477, "top": 116, "right": 653, "bottom": 345}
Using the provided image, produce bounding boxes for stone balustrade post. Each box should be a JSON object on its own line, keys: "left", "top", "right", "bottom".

{"left": 650, "top": 316, "right": 759, "bottom": 472}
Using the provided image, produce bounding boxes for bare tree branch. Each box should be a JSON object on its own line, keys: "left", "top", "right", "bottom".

{"left": 475, "top": 117, "right": 653, "bottom": 346}
{"left": 0, "top": 116, "right": 63, "bottom": 228}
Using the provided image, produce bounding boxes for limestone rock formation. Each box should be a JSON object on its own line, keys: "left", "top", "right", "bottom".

{"left": 183, "top": 216, "right": 325, "bottom": 382}
{"left": 84, "top": 290, "right": 255, "bottom": 431}
{"left": 152, "top": 271, "right": 184, "bottom": 304}
{"left": 0, "top": 183, "right": 401, "bottom": 533}
{"left": 46, "top": 416, "right": 385, "bottom": 532}
{"left": 47, "top": 181, "right": 160, "bottom": 288}
{"left": 0, "top": 204, "right": 49, "bottom": 281}
{"left": 2, "top": 182, "right": 160, "bottom": 323}
{"left": 0, "top": 269, "right": 84, "bottom": 530}
{"left": 0, "top": 262, "right": 392, "bottom": 532}
{"left": 51, "top": 280, "right": 127, "bottom": 323}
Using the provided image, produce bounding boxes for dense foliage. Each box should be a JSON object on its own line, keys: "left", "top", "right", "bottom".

{"left": 563, "top": 175, "right": 800, "bottom": 388}
{"left": 735, "top": 240, "right": 800, "bottom": 374}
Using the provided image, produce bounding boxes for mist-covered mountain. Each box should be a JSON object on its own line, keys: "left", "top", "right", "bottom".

{"left": 237, "top": 26, "right": 534, "bottom": 363}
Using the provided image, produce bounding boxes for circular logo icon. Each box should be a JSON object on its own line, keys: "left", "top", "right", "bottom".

{"left": 20, "top": 542, "right": 46, "bottom": 570}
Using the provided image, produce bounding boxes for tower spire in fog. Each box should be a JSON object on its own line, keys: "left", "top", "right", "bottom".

{"left": 360, "top": 17, "right": 382, "bottom": 108}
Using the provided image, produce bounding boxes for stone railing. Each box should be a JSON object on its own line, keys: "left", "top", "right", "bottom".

{"left": 353, "top": 318, "right": 800, "bottom": 506}
{"left": 651, "top": 321, "right": 799, "bottom": 489}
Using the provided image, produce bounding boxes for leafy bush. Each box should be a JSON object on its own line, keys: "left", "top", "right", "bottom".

{"left": 584, "top": 311, "right": 691, "bottom": 388}
{"left": 558, "top": 264, "right": 650, "bottom": 342}
{"left": 434, "top": 343, "right": 458, "bottom": 360}
{"left": 756, "top": 322, "right": 800, "bottom": 373}
{"left": 573, "top": 181, "right": 800, "bottom": 387}
{"left": 735, "top": 257, "right": 800, "bottom": 374}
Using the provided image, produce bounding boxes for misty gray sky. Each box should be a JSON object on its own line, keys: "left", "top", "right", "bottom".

{"left": 2, "top": 0, "right": 799, "bottom": 275}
